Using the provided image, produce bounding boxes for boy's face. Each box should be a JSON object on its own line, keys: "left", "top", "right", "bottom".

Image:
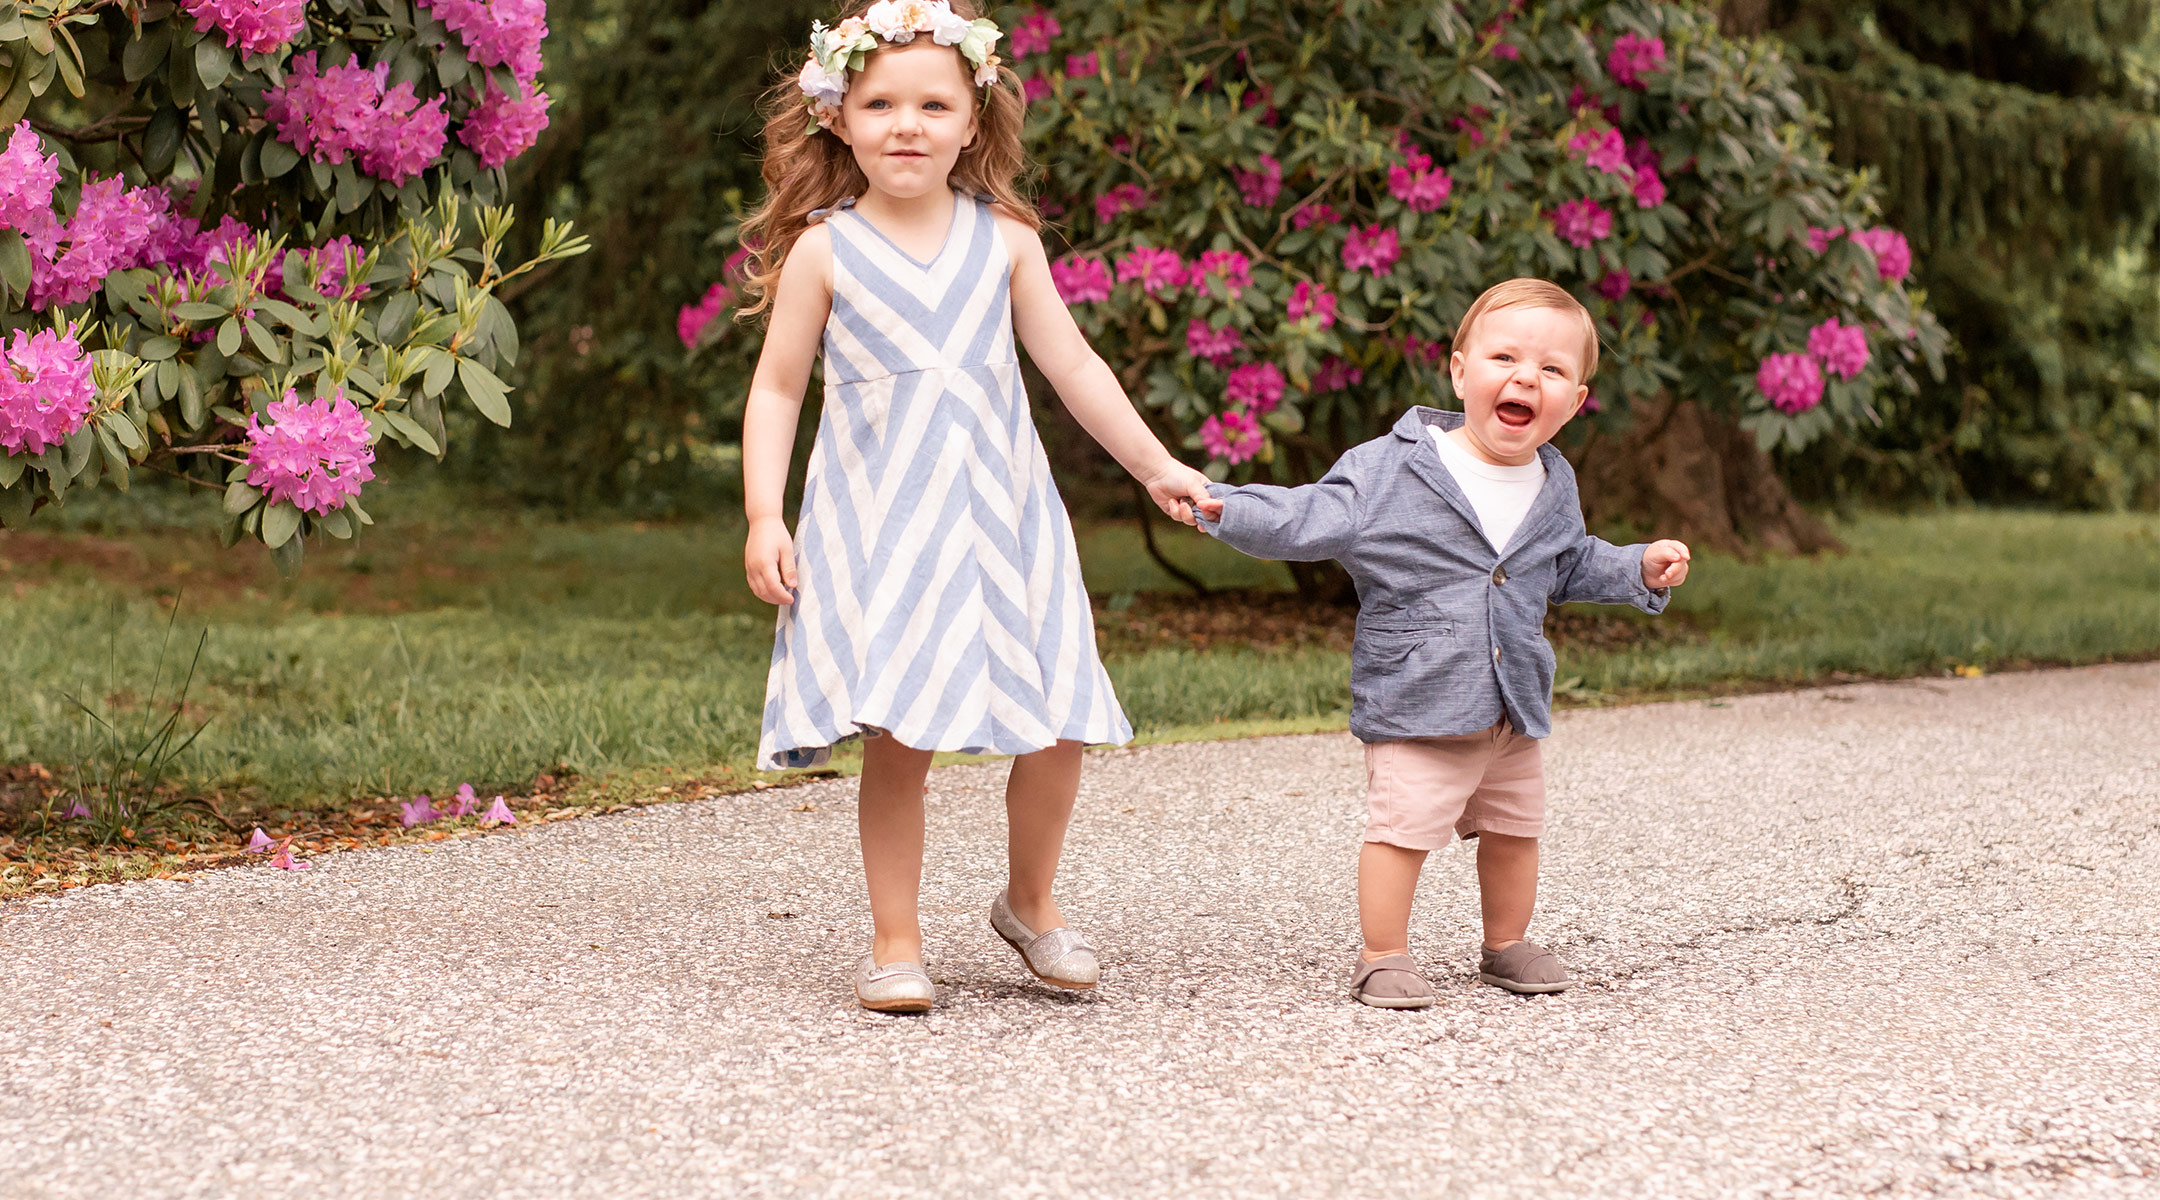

{"left": 835, "top": 41, "right": 978, "bottom": 203}
{"left": 1447, "top": 304, "right": 1591, "bottom": 466}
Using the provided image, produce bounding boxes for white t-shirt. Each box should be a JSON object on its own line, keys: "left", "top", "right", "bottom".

{"left": 1429, "top": 426, "right": 1546, "bottom": 555}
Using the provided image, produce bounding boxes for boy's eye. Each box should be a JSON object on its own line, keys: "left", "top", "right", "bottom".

{"left": 1544, "top": 365, "right": 1563, "bottom": 375}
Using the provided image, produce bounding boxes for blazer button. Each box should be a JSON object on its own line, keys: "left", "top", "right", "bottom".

{"left": 1492, "top": 565, "right": 1507, "bottom": 585}
{"left": 1493, "top": 645, "right": 1502, "bottom": 662}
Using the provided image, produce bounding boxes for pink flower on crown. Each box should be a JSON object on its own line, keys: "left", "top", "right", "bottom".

{"left": 1009, "top": 8, "right": 1060, "bottom": 57}
{"left": 0, "top": 326, "right": 97, "bottom": 456}
{"left": 1853, "top": 228, "right": 1913, "bottom": 283}
{"left": 459, "top": 78, "right": 552, "bottom": 169}
{"left": 0, "top": 122, "right": 60, "bottom": 237}
{"left": 1807, "top": 317, "right": 1870, "bottom": 379}
{"left": 1287, "top": 280, "right": 1337, "bottom": 329}
{"left": 243, "top": 389, "right": 378, "bottom": 515}
{"left": 1193, "top": 249, "right": 1253, "bottom": 298}
{"left": 1186, "top": 319, "right": 1243, "bottom": 365}
{"left": 181, "top": 0, "right": 307, "bottom": 58}
{"left": 1756, "top": 352, "right": 1824, "bottom": 414}
{"left": 1199, "top": 409, "right": 1264, "bottom": 464}
{"left": 1094, "top": 183, "right": 1152, "bottom": 224}
{"left": 1049, "top": 254, "right": 1112, "bottom": 304}
{"left": 1608, "top": 32, "right": 1666, "bottom": 90}
{"left": 1341, "top": 224, "right": 1400, "bottom": 276}
{"left": 419, "top": 0, "right": 548, "bottom": 82}
{"left": 1291, "top": 202, "right": 1340, "bottom": 231}
{"left": 1224, "top": 362, "right": 1286, "bottom": 415}
{"left": 1115, "top": 246, "right": 1185, "bottom": 296}
{"left": 1234, "top": 155, "right": 1283, "bottom": 208}
{"left": 1312, "top": 356, "right": 1363, "bottom": 393}
{"left": 265, "top": 54, "right": 384, "bottom": 165}
{"left": 1551, "top": 197, "right": 1612, "bottom": 247}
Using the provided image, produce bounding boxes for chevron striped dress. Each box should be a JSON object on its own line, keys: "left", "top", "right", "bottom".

{"left": 756, "top": 194, "right": 1133, "bottom": 770}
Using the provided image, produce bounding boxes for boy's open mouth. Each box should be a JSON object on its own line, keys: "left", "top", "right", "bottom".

{"left": 1495, "top": 400, "right": 1536, "bottom": 428}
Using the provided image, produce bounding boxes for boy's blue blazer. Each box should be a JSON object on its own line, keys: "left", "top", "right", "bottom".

{"left": 1199, "top": 406, "right": 1668, "bottom": 742}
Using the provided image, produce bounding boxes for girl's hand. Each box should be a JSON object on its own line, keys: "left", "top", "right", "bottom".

{"left": 1140, "top": 459, "right": 1214, "bottom": 526}
{"left": 746, "top": 517, "right": 799, "bottom": 606}
{"left": 1643, "top": 539, "right": 1692, "bottom": 589}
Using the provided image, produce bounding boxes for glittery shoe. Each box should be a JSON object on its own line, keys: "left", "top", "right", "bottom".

{"left": 852, "top": 955, "right": 934, "bottom": 1013}
{"left": 1478, "top": 940, "right": 1575, "bottom": 994}
{"left": 989, "top": 889, "right": 1099, "bottom": 990}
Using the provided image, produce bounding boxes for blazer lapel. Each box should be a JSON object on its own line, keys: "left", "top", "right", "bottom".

{"left": 1496, "top": 444, "right": 1575, "bottom": 564}
{"left": 1401, "top": 429, "right": 1501, "bottom": 559}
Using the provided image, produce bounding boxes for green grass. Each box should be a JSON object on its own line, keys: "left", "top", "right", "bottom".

{"left": 3, "top": 499, "right": 2156, "bottom": 811}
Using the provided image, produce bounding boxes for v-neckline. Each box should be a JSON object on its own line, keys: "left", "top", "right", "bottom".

{"left": 847, "top": 191, "right": 963, "bottom": 271}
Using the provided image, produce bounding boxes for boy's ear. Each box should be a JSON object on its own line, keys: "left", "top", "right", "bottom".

{"left": 1448, "top": 349, "right": 1466, "bottom": 395}
{"left": 1566, "top": 383, "right": 1589, "bottom": 418}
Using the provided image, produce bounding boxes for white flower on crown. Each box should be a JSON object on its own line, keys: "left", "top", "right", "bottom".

{"left": 799, "top": 1, "right": 1002, "bottom": 121}
{"left": 928, "top": 4, "right": 973, "bottom": 45}
{"left": 973, "top": 53, "right": 1001, "bottom": 87}
{"left": 865, "top": 0, "right": 933, "bottom": 42}
{"left": 798, "top": 55, "right": 848, "bottom": 110}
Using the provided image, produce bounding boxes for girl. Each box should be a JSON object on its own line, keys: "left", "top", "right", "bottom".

{"left": 738, "top": 0, "right": 1212, "bottom": 1013}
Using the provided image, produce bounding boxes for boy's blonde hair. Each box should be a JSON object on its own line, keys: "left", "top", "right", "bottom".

{"left": 1454, "top": 278, "right": 1600, "bottom": 381}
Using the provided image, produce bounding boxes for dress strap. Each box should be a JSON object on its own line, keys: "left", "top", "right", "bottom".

{"left": 805, "top": 196, "right": 859, "bottom": 225}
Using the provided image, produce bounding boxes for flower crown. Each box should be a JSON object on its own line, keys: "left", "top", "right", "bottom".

{"left": 797, "top": 1, "right": 1004, "bottom": 130}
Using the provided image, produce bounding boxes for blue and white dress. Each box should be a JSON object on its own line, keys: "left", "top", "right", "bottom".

{"left": 757, "top": 193, "right": 1133, "bottom": 770}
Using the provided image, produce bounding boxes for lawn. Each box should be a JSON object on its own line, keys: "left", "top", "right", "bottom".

{"left": 3, "top": 484, "right": 2157, "bottom": 816}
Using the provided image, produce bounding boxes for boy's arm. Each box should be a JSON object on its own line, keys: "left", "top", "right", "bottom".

{"left": 1195, "top": 468, "right": 1360, "bottom": 563}
{"left": 1550, "top": 533, "right": 1685, "bottom": 613}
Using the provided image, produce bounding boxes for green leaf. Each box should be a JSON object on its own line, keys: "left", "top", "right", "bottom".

{"left": 420, "top": 347, "right": 456, "bottom": 396}
{"left": 377, "top": 292, "right": 420, "bottom": 343}
{"left": 0, "top": 228, "right": 30, "bottom": 295}
{"left": 177, "top": 369, "right": 206, "bottom": 429}
{"left": 174, "top": 301, "right": 229, "bottom": 322}
{"left": 245, "top": 316, "right": 281, "bottom": 362}
{"left": 337, "top": 165, "right": 371, "bottom": 213}
{"left": 95, "top": 424, "right": 129, "bottom": 486}
{"left": 122, "top": 23, "right": 173, "bottom": 83}
{"left": 346, "top": 496, "right": 373, "bottom": 526}
{"left": 145, "top": 105, "right": 184, "bottom": 176}
{"left": 61, "top": 425, "right": 97, "bottom": 480}
{"left": 101, "top": 412, "right": 147, "bottom": 453}
{"left": 222, "top": 478, "right": 259, "bottom": 515}
{"left": 382, "top": 408, "right": 442, "bottom": 455}
{"left": 0, "top": 454, "right": 23, "bottom": 488}
{"left": 138, "top": 335, "right": 182, "bottom": 361}
{"left": 318, "top": 507, "right": 354, "bottom": 539}
{"left": 195, "top": 36, "right": 231, "bottom": 89}
{"left": 259, "top": 136, "right": 300, "bottom": 179}
{"left": 261, "top": 501, "right": 301, "bottom": 548}
{"left": 216, "top": 317, "right": 242, "bottom": 356}
{"left": 456, "top": 356, "right": 513, "bottom": 426}
{"left": 0, "top": 482, "right": 34, "bottom": 529}
{"left": 269, "top": 527, "right": 305, "bottom": 576}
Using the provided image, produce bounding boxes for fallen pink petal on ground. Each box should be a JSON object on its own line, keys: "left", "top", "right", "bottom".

{"left": 479, "top": 797, "right": 516, "bottom": 826}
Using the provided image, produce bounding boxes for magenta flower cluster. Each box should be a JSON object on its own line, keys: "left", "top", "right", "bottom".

{"left": 266, "top": 54, "right": 450, "bottom": 186}
{"left": 1192, "top": 249, "right": 1252, "bottom": 298}
{"left": 1199, "top": 409, "right": 1264, "bottom": 464}
{"left": 1115, "top": 246, "right": 1185, "bottom": 296}
{"left": 243, "top": 389, "right": 378, "bottom": 514}
{"left": 678, "top": 281, "right": 729, "bottom": 349}
{"left": 0, "top": 120, "right": 61, "bottom": 238}
{"left": 1551, "top": 197, "right": 1613, "bottom": 248}
{"left": 1095, "top": 183, "right": 1152, "bottom": 224}
{"left": 1341, "top": 225, "right": 1400, "bottom": 276}
{"left": 1386, "top": 146, "right": 1453, "bottom": 213}
{"left": 1568, "top": 128, "right": 1663, "bottom": 209}
{"left": 1806, "top": 225, "right": 1914, "bottom": 284}
{"left": 421, "top": 0, "right": 548, "bottom": 82}
{"left": 1608, "top": 32, "right": 1667, "bottom": 90}
{"left": 1756, "top": 352, "right": 1824, "bottom": 414}
{"left": 1807, "top": 317, "right": 1870, "bottom": 380}
{"left": 1008, "top": 7, "right": 1060, "bottom": 57}
{"left": 1185, "top": 319, "right": 1243, "bottom": 365}
{"left": 1287, "top": 280, "right": 1336, "bottom": 329}
{"left": 1050, "top": 254, "right": 1113, "bottom": 304}
{"left": 180, "top": 0, "right": 307, "bottom": 58}
{"left": 1235, "top": 155, "right": 1283, "bottom": 208}
{"left": 459, "top": 79, "right": 553, "bottom": 169}
{"left": 1224, "top": 362, "right": 1285, "bottom": 415}
{"left": 0, "top": 326, "right": 97, "bottom": 457}
{"left": 1311, "top": 357, "right": 1363, "bottom": 394}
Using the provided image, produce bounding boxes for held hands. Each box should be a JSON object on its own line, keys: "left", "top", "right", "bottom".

{"left": 1195, "top": 496, "right": 1224, "bottom": 521}
{"left": 746, "top": 516, "right": 798, "bottom": 606}
{"left": 1642, "top": 539, "right": 1692, "bottom": 590}
{"left": 1140, "top": 459, "right": 1215, "bottom": 526}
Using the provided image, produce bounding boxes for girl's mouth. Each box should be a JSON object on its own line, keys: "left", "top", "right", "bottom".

{"left": 1495, "top": 400, "right": 1536, "bottom": 428}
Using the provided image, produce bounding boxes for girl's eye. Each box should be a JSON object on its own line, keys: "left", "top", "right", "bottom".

{"left": 925, "top": 101, "right": 948, "bottom": 111}
{"left": 866, "top": 99, "right": 889, "bottom": 109}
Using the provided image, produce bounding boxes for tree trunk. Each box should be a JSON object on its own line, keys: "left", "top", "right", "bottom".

{"left": 1567, "top": 396, "right": 1843, "bottom": 557}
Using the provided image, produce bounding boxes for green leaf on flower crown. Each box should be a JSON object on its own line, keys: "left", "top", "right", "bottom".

{"left": 174, "top": 301, "right": 228, "bottom": 322}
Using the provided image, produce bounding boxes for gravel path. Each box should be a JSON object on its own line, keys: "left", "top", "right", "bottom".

{"left": 4, "top": 664, "right": 2157, "bottom": 1198}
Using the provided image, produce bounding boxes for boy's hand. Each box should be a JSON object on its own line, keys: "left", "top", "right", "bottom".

{"left": 1196, "top": 496, "right": 1225, "bottom": 521}
{"left": 1643, "top": 539, "right": 1691, "bottom": 589}
{"left": 745, "top": 516, "right": 798, "bottom": 606}
{"left": 1140, "top": 459, "right": 1213, "bottom": 526}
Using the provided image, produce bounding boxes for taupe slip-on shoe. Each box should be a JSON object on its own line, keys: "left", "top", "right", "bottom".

{"left": 1479, "top": 941, "right": 1575, "bottom": 994}
{"left": 989, "top": 890, "right": 1100, "bottom": 990}
{"left": 853, "top": 955, "right": 934, "bottom": 1013}
{"left": 1349, "top": 953, "right": 1436, "bottom": 1009}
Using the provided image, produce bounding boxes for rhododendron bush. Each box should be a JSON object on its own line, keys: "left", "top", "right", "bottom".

{"left": 1003, "top": 0, "right": 1948, "bottom": 483}
{"left": 0, "top": 0, "right": 584, "bottom": 567}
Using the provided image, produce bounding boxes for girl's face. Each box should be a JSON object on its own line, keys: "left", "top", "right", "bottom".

{"left": 834, "top": 41, "right": 978, "bottom": 201}
{"left": 1446, "top": 304, "right": 1591, "bottom": 466}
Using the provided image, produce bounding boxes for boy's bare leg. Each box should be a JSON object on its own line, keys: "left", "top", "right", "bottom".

{"left": 1476, "top": 833, "right": 1540, "bottom": 949}
{"left": 859, "top": 735, "right": 935, "bottom": 966}
{"left": 1004, "top": 738, "right": 1083, "bottom": 934}
{"left": 1358, "top": 841, "right": 1431, "bottom": 961}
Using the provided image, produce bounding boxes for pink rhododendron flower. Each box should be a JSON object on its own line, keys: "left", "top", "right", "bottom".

{"left": 0, "top": 326, "right": 97, "bottom": 455}
{"left": 400, "top": 795, "right": 441, "bottom": 828}
{"left": 450, "top": 784, "right": 479, "bottom": 816}
{"left": 64, "top": 800, "right": 91, "bottom": 819}
{"left": 1807, "top": 317, "right": 1870, "bottom": 379}
{"left": 1806, "top": 225, "right": 1845, "bottom": 255}
{"left": 1584, "top": 392, "right": 1603, "bottom": 413}
{"left": 1185, "top": 318, "right": 1244, "bottom": 365}
{"left": 1225, "top": 362, "right": 1286, "bottom": 414}
{"left": 1387, "top": 156, "right": 1453, "bottom": 212}
{"left": 1608, "top": 32, "right": 1666, "bottom": 90}
{"left": 1400, "top": 335, "right": 1446, "bottom": 365}
{"left": 1192, "top": 249, "right": 1253, "bottom": 298}
{"left": 1199, "top": 409, "right": 1264, "bottom": 464}
{"left": 181, "top": 0, "right": 306, "bottom": 57}
{"left": 361, "top": 85, "right": 450, "bottom": 185}
{"left": 146, "top": 206, "right": 252, "bottom": 279}
{"left": 1021, "top": 73, "right": 1051, "bottom": 103}
{"left": 420, "top": 0, "right": 548, "bottom": 82}
{"left": 1631, "top": 166, "right": 1666, "bottom": 209}
{"left": 28, "top": 176, "right": 164, "bottom": 308}
{"left": 1115, "top": 246, "right": 1185, "bottom": 296}
{"left": 1341, "top": 224, "right": 1400, "bottom": 275}
{"left": 1311, "top": 356, "right": 1363, "bottom": 393}
{"left": 1050, "top": 254, "right": 1112, "bottom": 304}
{"left": 1065, "top": 51, "right": 1100, "bottom": 78}
{"left": 1757, "top": 351, "right": 1824, "bottom": 414}
{"left": 0, "top": 122, "right": 60, "bottom": 236}
{"left": 1008, "top": 8, "right": 1060, "bottom": 56}
{"left": 266, "top": 54, "right": 387, "bottom": 166}
{"left": 459, "top": 79, "right": 552, "bottom": 169}
{"left": 246, "top": 827, "right": 275, "bottom": 852}
{"left": 1551, "top": 197, "right": 1612, "bottom": 247}
{"left": 1291, "top": 202, "right": 1340, "bottom": 231}
{"left": 1234, "top": 154, "right": 1283, "bottom": 207}
{"left": 1853, "top": 228, "right": 1913, "bottom": 283}
{"left": 306, "top": 236, "right": 370, "bottom": 300}
{"left": 1093, "top": 183, "right": 1151, "bottom": 224}
{"left": 1597, "top": 270, "right": 1632, "bottom": 300}
{"left": 1570, "top": 128, "right": 1629, "bottom": 177}
{"left": 479, "top": 796, "right": 517, "bottom": 826}
{"left": 1287, "top": 280, "right": 1337, "bottom": 329}
{"left": 678, "top": 281, "right": 728, "bottom": 348}
{"left": 269, "top": 838, "right": 311, "bottom": 869}
{"left": 243, "top": 389, "right": 378, "bottom": 515}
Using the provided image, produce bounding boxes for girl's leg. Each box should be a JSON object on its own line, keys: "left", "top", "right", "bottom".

{"left": 1003, "top": 738, "right": 1083, "bottom": 932}
{"left": 1358, "top": 841, "right": 1430, "bottom": 961}
{"left": 859, "top": 734, "right": 935, "bottom": 965}
{"left": 1475, "top": 833, "right": 1539, "bottom": 950}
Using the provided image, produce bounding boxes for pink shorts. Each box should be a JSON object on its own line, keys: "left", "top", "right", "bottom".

{"left": 1363, "top": 721, "right": 1546, "bottom": 850}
